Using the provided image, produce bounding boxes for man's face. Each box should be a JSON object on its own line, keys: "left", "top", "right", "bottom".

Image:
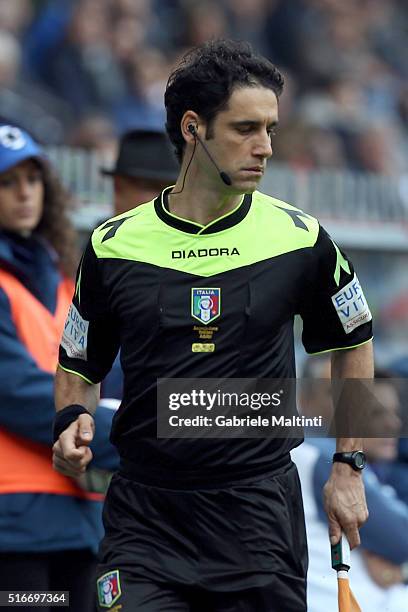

{"left": 114, "top": 175, "right": 169, "bottom": 215}
{"left": 202, "top": 85, "right": 279, "bottom": 193}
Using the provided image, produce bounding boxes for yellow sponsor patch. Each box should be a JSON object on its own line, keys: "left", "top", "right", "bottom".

{"left": 192, "top": 343, "right": 215, "bottom": 353}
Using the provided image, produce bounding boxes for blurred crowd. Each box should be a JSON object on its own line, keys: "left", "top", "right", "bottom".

{"left": 0, "top": 0, "right": 406, "bottom": 174}
{"left": 295, "top": 355, "right": 408, "bottom": 611}
{"left": 0, "top": 4, "right": 407, "bottom": 607}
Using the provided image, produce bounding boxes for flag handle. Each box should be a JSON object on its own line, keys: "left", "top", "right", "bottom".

{"left": 331, "top": 535, "right": 351, "bottom": 572}
{"left": 331, "top": 535, "right": 362, "bottom": 612}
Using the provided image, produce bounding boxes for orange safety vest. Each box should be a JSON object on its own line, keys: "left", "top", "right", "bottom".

{"left": 0, "top": 269, "right": 101, "bottom": 500}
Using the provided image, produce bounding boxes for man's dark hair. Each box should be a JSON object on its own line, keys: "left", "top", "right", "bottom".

{"left": 165, "top": 39, "right": 284, "bottom": 162}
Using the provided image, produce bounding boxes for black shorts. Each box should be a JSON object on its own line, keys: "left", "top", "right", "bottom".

{"left": 95, "top": 461, "right": 308, "bottom": 611}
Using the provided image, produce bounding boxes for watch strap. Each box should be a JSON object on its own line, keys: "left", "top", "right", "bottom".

{"left": 333, "top": 451, "right": 366, "bottom": 471}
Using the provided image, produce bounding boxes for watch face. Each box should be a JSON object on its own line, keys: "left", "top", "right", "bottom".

{"left": 354, "top": 451, "right": 366, "bottom": 469}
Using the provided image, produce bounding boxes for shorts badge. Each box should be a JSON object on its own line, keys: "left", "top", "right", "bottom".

{"left": 97, "top": 570, "right": 122, "bottom": 608}
{"left": 191, "top": 288, "right": 221, "bottom": 325}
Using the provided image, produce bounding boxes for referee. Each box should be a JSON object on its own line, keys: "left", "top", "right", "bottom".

{"left": 53, "top": 40, "right": 373, "bottom": 611}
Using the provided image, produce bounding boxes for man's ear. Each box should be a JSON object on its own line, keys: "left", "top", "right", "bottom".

{"left": 181, "top": 111, "right": 200, "bottom": 142}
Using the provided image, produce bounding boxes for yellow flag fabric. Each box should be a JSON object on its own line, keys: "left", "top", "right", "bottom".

{"left": 338, "top": 576, "right": 361, "bottom": 612}
{"left": 349, "top": 588, "right": 362, "bottom": 612}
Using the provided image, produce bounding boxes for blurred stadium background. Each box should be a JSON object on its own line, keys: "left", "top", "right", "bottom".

{"left": 1, "top": 0, "right": 407, "bottom": 366}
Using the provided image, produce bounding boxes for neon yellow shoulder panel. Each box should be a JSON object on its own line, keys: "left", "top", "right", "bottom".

{"left": 91, "top": 192, "right": 320, "bottom": 277}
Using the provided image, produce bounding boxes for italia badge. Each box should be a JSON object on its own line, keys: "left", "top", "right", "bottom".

{"left": 97, "top": 570, "right": 121, "bottom": 608}
{"left": 191, "top": 288, "right": 221, "bottom": 325}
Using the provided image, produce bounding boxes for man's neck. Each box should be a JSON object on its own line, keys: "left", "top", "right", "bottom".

{"left": 168, "top": 178, "right": 244, "bottom": 226}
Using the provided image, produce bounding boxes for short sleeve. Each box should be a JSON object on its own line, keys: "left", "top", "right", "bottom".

{"left": 299, "top": 225, "right": 373, "bottom": 354}
{"left": 58, "top": 238, "right": 120, "bottom": 382}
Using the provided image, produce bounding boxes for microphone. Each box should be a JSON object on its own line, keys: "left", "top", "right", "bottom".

{"left": 187, "top": 124, "right": 232, "bottom": 186}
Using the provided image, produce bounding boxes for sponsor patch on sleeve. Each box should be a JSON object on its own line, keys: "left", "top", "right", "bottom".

{"left": 61, "top": 303, "right": 89, "bottom": 360}
{"left": 331, "top": 274, "right": 372, "bottom": 334}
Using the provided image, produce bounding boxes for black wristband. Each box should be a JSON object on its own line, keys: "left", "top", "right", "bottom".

{"left": 53, "top": 404, "right": 93, "bottom": 443}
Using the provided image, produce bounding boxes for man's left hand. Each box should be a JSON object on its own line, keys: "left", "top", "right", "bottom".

{"left": 323, "top": 462, "right": 369, "bottom": 549}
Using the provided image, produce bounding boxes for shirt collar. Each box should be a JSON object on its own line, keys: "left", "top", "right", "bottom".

{"left": 154, "top": 186, "right": 252, "bottom": 235}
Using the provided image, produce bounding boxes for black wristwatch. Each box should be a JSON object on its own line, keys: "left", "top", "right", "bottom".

{"left": 333, "top": 451, "right": 366, "bottom": 471}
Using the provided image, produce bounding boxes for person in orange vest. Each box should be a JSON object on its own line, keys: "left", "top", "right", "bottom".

{"left": 0, "top": 124, "right": 119, "bottom": 611}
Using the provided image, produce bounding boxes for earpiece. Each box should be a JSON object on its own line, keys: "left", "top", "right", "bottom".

{"left": 186, "top": 122, "right": 232, "bottom": 186}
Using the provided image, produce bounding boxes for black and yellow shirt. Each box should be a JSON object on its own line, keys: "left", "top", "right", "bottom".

{"left": 59, "top": 187, "right": 372, "bottom": 481}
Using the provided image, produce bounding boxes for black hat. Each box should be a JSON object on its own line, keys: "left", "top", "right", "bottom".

{"left": 100, "top": 129, "right": 179, "bottom": 182}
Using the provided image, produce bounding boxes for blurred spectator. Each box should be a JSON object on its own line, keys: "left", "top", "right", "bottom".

{"left": 182, "top": 1, "right": 227, "bottom": 48}
{"left": 264, "top": 0, "right": 306, "bottom": 70}
{"left": 112, "top": 47, "right": 170, "bottom": 132}
{"left": 44, "top": 0, "right": 126, "bottom": 116}
{"left": 5, "top": 0, "right": 405, "bottom": 172}
{"left": 110, "top": 13, "right": 145, "bottom": 65}
{"left": 100, "top": 128, "right": 179, "bottom": 215}
{"left": 67, "top": 113, "right": 117, "bottom": 157}
{"left": 111, "top": 0, "right": 152, "bottom": 20}
{"left": 98, "top": 128, "right": 179, "bottom": 399}
{"left": 298, "top": 353, "right": 332, "bottom": 428}
{"left": 294, "top": 355, "right": 408, "bottom": 611}
{"left": 0, "top": 30, "right": 70, "bottom": 143}
{"left": 378, "top": 359, "right": 408, "bottom": 507}
{"left": 0, "top": 124, "right": 119, "bottom": 610}
{"left": 23, "top": 0, "right": 73, "bottom": 81}
{"left": 223, "top": 0, "right": 272, "bottom": 56}
{"left": 0, "top": 0, "right": 33, "bottom": 35}
{"left": 351, "top": 124, "right": 406, "bottom": 175}
{"left": 0, "top": 30, "right": 20, "bottom": 85}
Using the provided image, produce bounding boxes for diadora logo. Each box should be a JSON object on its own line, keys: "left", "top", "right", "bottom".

{"left": 191, "top": 288, "right": 221, "bottom": 325}
{"left": 172, "top": 247, "right": 240, "bottom": 259}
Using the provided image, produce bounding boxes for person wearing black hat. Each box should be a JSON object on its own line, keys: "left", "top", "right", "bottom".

{"left": 98, "top": 129, "right": 179, "bottom": 401}
{"left": 101, "top": 129, "right": 179, "bottom": 215}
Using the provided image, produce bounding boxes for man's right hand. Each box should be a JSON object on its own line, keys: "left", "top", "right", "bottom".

{"left": 52, "top": 413, "right": 95, "bottom": 478}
